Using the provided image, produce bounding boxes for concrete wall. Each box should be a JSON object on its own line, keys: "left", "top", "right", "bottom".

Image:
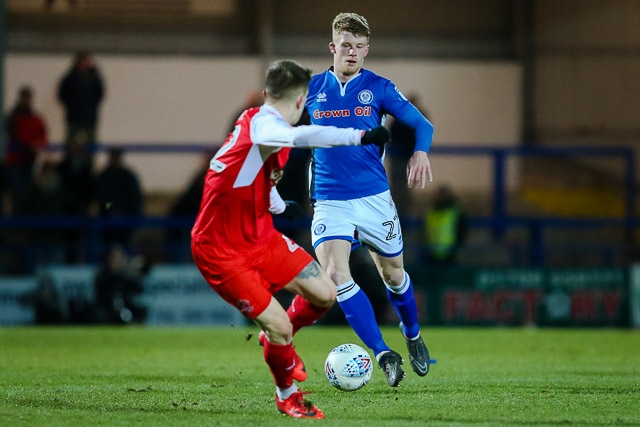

{"left": 4, "top": 54, "right": 522, "bottom": 192}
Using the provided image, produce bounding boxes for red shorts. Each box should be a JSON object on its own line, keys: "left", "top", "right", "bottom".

{"left": 191, "top": 230, "right": 313, "bottom": 319}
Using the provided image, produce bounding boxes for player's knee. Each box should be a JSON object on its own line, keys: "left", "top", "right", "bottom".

{"left": 326, "top": 281, "right": 337, "bottom": 305}
{"left": 265, "top": 321, "right": 294, "bottom": 345}
{"left": 316, "top": 279, "right": 336, "bottom": 308}
{"left": 327, "top": 269, "right": 351, "bottom": 287}
{"left": 382, "top": 266, "right": 405, "bottom": 287}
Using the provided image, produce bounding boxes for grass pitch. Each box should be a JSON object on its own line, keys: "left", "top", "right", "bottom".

{"left": 1, "top": 326, "right": 639, "bottom": 426}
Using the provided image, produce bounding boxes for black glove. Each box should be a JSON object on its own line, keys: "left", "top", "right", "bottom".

{"left": 279, "top": 200, "right": 303, "bottom": 220}
{"left": 361, "top": 126, "right": 392, "bottom": 146}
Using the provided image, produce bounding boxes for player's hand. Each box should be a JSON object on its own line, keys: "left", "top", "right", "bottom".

{"left": 279, "top": 200, "right": 303, "bottom": 220}
{"left": 407, "top": 151, "right": 433, "bottom": 189}
{"left": 361, "top": 126, "right": 391, "bottom": 146}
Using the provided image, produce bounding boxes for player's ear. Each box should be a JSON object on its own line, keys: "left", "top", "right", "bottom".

{"left": 329, "top": 42, "right": 336, "bottom": 54}
{"left": 364, "top": 44, "right": 369, "bottom": 57}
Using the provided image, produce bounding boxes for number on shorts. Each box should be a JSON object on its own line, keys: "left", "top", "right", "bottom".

{"left": 382, "top": 215, "right": 399, "bottom": 241}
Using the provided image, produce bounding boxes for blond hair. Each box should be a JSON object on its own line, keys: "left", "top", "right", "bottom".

{"left": 332, "top": 12, "right": 371, "bottom": 40}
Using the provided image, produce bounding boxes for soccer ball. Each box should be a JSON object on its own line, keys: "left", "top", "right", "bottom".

{"left": 324, "top": 343, "right": 373, "bottom": 391}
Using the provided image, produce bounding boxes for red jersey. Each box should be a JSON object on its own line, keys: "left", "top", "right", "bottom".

{"left": 191, "top": 107, "right": 289, "bottom": 251}
{"left": 191, "top": 104, "right": 364, "bottom": 315}
{"left": 192, "top": 104, "right": 363, "bottom": 253}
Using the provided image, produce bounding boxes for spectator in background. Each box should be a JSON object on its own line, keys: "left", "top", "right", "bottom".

{"left": 22, "top": 161, "right": 73, "bottom": 267}
{"left": 165, "top": 151, "right": 212, "bottom": 261}
{"left": 5, "top": 86, "right": 48, "bottom": 215}
{"left": 32, "top": 275, "right": 65, "bottom": 324}
{"left": 96, "top": 147, "right": 143, "bottom": 250}
{"left": 388, "top": 93, "right": 429, "bottom": 217}
{"left": 423, "top": 184, "right": 467, "bottom": 265}
{"left": 93, "top": 245, "right": 147, "bottom": 324}
{"left": 57, "top": 131, "right": 97, "bottom": 262}
{"left": 57, "top": 51, "right": 105, "bottom": 165}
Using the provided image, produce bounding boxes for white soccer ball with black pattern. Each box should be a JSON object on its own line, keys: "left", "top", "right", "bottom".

{"left": 324, "top": 343, "right": 373, "bottom": 391}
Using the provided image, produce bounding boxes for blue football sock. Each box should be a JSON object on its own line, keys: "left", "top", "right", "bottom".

{"left": 386, "top": 271, "right": 420, "bottom": 339}
{"left": 336, "top": 280, "right": 389, "bottom": 355}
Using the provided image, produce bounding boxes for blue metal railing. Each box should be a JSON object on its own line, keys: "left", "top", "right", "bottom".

{"left": 1, "top": 143, "right": 637, "bottom": 272}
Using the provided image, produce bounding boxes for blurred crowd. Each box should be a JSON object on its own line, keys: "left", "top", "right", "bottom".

{"left": 0, "top": 51, "right": 147, "bottom": 275}
{"left": 1, "top": 53, "right": 466, "bottom": 278}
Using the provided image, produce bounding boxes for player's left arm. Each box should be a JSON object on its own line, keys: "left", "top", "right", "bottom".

{"left": 406, "top": 122, "right": 433, "bottom": 189}
{"left": 268, "top": 186, "right": 303, "bottom": 220}
{"left": 384, "top": 85, "right": 434, "bottom": 189}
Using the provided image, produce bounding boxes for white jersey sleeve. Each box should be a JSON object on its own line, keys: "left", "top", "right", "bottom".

{"left": 251, "top": 105, "right": 363, "bottom": 148}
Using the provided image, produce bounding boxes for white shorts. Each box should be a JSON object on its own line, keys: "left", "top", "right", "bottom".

{"left": 311, "top": 190, "right": 404, "bottom": 257}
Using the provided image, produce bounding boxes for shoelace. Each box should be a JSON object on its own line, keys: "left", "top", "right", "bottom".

{"left": 292, "top": 390, "right": 314, "bottom": 410}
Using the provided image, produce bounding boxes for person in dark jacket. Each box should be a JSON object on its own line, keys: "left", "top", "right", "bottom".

{"left": 57, "top": 51, "right": 105, "bottom": 164}
{"left": 93, "top": 245, "right": 147, "bottom": 324}
{"left": 22, "top": 161, "right": 74, "bottom": 268}
{"left": 96, "top": 147, "right": 143, "bottom": 249}
{"left": 57, "top": 132, "right": 97, "bottom": 262}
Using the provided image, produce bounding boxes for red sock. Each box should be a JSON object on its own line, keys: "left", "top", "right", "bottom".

{"left": 263, "top": 340, "right": 295, "bottom": 389}
{"left": 287, "top": 295, "right": 330, "bottom": 336}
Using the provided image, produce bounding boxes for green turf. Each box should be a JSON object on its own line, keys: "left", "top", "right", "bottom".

{"left": 1, "top": 326, "right": 639, "bottom": 426}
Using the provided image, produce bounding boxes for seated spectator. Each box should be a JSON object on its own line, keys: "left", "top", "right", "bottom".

{"left": 57, "top": 132, "right": 97, "bottom": 262}
{"left": 96, "top": 147, "right": 143, "bottom": 250}
{"left": 32, "top": 275, "right": 65, "bottom": 325}
{"left": 22, "top": 161, "right": 74, "bottom": 267}
{"left": 93, "top": 245, "right": 148, "bottom": 324}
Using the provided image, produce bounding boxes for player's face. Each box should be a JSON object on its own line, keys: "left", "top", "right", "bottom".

{"left": 330, "top": 32, "right": 369, "bottom": 81}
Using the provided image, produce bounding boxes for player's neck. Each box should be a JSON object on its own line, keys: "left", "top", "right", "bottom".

{"left": 267, "top": 101, "right": 297, "bottom": 125}
{"left": 333, "top": 66, "right": 361, "bottom": 84}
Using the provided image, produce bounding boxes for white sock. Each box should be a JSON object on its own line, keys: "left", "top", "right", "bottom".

{"left": 375, "top": 350, "right": 390, "bottom": 362}
{"left": 276, "top": 384, "right": 298, "bottom": 400}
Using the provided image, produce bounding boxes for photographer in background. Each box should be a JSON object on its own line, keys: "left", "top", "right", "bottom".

{"left": 93, "top": 245, "right": 148, "bottom": 325}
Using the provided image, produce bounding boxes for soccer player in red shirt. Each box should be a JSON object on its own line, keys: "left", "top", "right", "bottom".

{"left": 191, "top": 59, "right": 390, "bottom": 419}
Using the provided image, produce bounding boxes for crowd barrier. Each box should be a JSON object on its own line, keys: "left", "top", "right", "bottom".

{"left": 3, "top": 143, "right": 634, "bottom": 269}
{"left": 0, "top": 264, "right": 245, "bottom": 326}
{"left": 2, "top": 263, "right": 639, "bottom": 328}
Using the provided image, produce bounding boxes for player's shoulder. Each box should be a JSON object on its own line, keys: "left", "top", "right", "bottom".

{"left": 359, "top": 69, "right": 395, "bottom": 96}
{"left": 360, "top": 68, "right": 392, "bottom": 83}
{"left": 308, "top": 70, "right": 334, "bottom": 102}
{"left": 251, "top": 105, "right": 286, "bottom": 127}
{"left": 238, "top": 106, "right": 262, "bottom": 124}
{"left": 310, "top": 69, "right": 331, "bottom": 88}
